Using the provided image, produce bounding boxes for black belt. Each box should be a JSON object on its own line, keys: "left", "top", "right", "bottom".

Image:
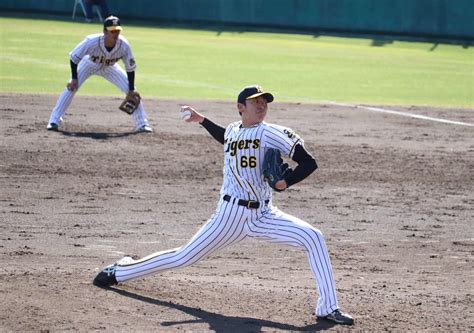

{"left": 223, "top": 194, "right": 268, "bottom": 209}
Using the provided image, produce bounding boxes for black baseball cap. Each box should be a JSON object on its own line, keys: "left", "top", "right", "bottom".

{"left": 237, "top": 85, "right": 274, "bottom": 104}
{"left": 103, "top": 16, "right": 122, "bottom": 31}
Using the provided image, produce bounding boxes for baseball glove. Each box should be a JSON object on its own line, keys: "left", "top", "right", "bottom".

{"left": 119, "top": 91, "right": 141, "bottom": 115}
{"left": 262, "top": 148, "right": 292, "bottom": 192}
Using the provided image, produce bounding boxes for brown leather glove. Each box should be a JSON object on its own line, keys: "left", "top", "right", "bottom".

{"left": 119, "top": 91, "right": 141, "bottom": 115}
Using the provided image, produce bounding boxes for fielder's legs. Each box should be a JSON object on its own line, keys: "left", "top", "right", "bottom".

{"left": 100, "top": 64, "right": 150, "bottom": 130}
{"left": 113, "top": 199, "right": 250, "bottom": 282}
{"left": 48, "top": 59, "right": 97, "bottom": 127}
{"left": 247, "top": 206, "right": 339, "bottom": 317}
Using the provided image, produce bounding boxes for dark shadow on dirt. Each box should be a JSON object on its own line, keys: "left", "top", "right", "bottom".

{"left": 60, "top": 130, "right": 139, "bottom": 139}
{"left": 110, "top": 288, "right": 337, "bottom": 332}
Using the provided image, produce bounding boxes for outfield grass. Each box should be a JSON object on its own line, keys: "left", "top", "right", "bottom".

{"left": 1, "top": 16, "right": 473, "bottom": 108}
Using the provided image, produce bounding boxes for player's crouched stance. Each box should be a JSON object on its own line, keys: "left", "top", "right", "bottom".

{"left": 47, "top": 16, "right": 152, "bottom": 133}
{"left": 93, "top": 85, "right": 354, "bottom": 326}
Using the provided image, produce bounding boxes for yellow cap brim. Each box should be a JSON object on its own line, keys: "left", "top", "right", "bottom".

{"left": 246, "top": 92, "right": 274, "bottom": 103}
{"left": 106, "top": 26, "right": 122, "bottom": 32}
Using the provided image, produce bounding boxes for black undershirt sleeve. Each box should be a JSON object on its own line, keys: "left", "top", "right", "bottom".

{"left": 126, "top": 71, "right": 135, "bottom": 91}
{"left": 201, "top": 118, "right": 225, "bottom": 145}
{"left": 284, "top": 144, "right": 318, "bottom": 187}
{"left": 70, "top": 60, "right": 78, "bottom": 80}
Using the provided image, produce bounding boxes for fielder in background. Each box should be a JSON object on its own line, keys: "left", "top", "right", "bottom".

{"left": 93, "top": 85, "right": 354, "bottom": 326}
{"left": 47, "top": 16, "right": 152, "bottom": 133}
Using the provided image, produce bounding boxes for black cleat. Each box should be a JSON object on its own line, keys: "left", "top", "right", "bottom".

{"left": 319, "top": 309, "right": 354, "bottom": 325}
{"left": 93, "top": 264, "right": 118, "bottom": 288}
{"left": 47, "top": 123, "right": 58, "bottom": 131}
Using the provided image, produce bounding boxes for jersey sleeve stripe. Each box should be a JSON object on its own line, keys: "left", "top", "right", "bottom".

{"left": 70, "top": 55, "right": 81, "bottom": 63}
{"left": 289, "top": 138, "right": 301, "bottom": 158}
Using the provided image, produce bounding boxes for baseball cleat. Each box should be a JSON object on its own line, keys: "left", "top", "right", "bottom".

{"left": 47, "top": 123, "right": 59, "bottom": 131}
{"left": 137, "top": 125, "right": 153, "bottom": 133}
{"left": 319, "top": 309, "right": 354, "bottom": 325}
{"left": 93, "top": 264, "right": 118, "bottom": 288}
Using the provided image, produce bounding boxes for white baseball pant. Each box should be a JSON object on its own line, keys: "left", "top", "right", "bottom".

{"left": 113, "top": 197, "right": 340, "bottom": 316}
{"left": 48, "top": 59, "right": 149, "bottom": 129}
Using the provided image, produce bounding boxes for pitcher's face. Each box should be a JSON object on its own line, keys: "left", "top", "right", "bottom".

{"left": 239, "top": 96, "right": 268, "bottom": 127}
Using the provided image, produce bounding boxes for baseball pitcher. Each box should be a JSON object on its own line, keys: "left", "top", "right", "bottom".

{"left": 93, "top": 85, "right": 354, "bottom": 326}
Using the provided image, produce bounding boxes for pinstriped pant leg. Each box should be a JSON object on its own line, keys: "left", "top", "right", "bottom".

{"left": 247, "top": 207, "right": 339, "bottom": 317}
{"left": 48, "top": 60, "right": 96, "bottom": 125}
{"left": 114, "top": 200, "right": 249, "bottom": 282}
{"left": 130, "top": 101, "right": 149, "bottom": 129}
{"left": 100, "top": 64, "right": 150, "bottom": 129}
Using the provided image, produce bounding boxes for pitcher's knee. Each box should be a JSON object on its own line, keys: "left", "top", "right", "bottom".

{"left": 312, "top": 228, "right": 325, "bottom": 241}
{"left": 306, "top": 228, "right": 327, "bottom": 249}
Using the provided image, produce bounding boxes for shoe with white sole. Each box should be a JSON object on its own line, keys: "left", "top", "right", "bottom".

{"left": 93, "top": 264, "right": 118, "bottom": 288}
{"left": 93, "top": 256, "right": 135, "bottom": 288}
{"left": 137, "top": 125, "right": 153, "bottom": 133}
{"left": 319, "top": 309, "right": 354, "bottom": 325}
{"left": 47, "top": 123, "right": 59, "bottom": 131}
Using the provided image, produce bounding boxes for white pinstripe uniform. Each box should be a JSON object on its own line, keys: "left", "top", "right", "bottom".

{"left": 113, "top": 121, "right": 340, "bottom": 316}
{"left": 48, "top": 33, "right": 149, "bottom": 129}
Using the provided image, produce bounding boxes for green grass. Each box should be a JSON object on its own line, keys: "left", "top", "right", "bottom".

{"left": 1, "top": 16, "right": 473, "bottom": 108}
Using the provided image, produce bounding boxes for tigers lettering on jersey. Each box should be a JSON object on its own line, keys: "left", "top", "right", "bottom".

{"left": 90, "top": 55, "right": 121, "bottom": 66}
{"left": 225, "top": 139, "right": 260, "bottom": 156}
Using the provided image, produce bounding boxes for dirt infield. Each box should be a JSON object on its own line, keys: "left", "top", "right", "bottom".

{"left": 1, "top": 93, "right": 473, "bottom": 331}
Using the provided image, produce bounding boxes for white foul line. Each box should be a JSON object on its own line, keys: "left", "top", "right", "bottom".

{"left": 326, "top": 101, "right": 474, "bottom": 127}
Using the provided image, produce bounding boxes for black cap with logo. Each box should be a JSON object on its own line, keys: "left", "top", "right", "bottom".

{"left": 237, "top": 85, "right": 274, "bottom": 104}
{"left": 103, "top": 16, "right": 122, "bottom": 31}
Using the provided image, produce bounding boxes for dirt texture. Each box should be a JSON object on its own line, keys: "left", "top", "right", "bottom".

{"left": 1, "top": 93, "right": 473, "bottom": 332}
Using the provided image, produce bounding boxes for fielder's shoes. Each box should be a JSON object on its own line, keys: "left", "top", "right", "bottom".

{"left": 93, "top": 264, "right": 118, "bottom": 288}
{"left": 47, "top": 123, "right": 59, "bottom": 131}
{"left": 319, "top": 309, "right": 354, "bottom": 325}
{"left": 137, "top": 125, "right": 153, "bottom": 133}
